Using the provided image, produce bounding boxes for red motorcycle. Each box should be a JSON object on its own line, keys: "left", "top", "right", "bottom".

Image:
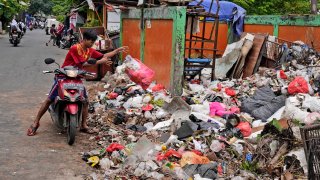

{"left": 43, "top": 58, "right": 96, "bottom": 145}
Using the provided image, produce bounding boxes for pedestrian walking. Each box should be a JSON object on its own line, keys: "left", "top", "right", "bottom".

{"left": 46, "top": 24, "right": 57, "bottom": 46}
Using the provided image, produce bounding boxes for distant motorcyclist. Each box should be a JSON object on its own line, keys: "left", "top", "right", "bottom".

{"left": 10, "top": 17, "right": 22, "bottom": 38}
{"left": 18, "top": 21, "right": 25, "bottom": 33}
{"left": 20, "top": 21, "right": 27, "bottom": 33}
{"left": 11, "top": 18, "right": 21, "bottom": 32}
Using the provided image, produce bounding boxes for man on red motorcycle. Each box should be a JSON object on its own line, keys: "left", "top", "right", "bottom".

{"left": 27, "top": 31, "right": 128, "bottom": 136}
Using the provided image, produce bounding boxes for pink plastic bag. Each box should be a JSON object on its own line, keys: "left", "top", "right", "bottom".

{"left": 125, "top": 56, "right": 155, "bottom": 90}
{"left": 210, "top": 102, "right": 238, "bottom": 117}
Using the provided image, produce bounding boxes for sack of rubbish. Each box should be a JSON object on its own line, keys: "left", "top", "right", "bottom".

{"left": 124, "top": 55, "right": 155, "bottom": 90}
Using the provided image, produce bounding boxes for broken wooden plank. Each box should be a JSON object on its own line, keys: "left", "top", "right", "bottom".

{"left": 243, "top": 33, "right": 267, "bottom": 78}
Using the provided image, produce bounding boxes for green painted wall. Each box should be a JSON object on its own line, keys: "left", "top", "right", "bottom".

{"left": 245, "top": 15, "right": 320, "bottom": 36}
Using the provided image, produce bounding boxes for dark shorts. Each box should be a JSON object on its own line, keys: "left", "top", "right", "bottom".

{"left": 48, "top": 78, "right": 88, "bottom": 101}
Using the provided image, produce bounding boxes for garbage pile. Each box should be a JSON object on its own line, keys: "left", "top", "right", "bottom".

{"left": 81, "top": 42, "right": 320, "bottom": 179}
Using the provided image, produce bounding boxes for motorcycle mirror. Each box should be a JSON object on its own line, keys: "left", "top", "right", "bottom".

{"left": 87, "top": 59, "right": 97, "bottom": 65}
{"left": 44, "top": 58, "right": 55, "bottom": 64}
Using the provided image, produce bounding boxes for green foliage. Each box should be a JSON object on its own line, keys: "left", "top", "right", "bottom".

{"left": 83, "top": 19, "right": 100, "bottom": 27}
{"left": 56, "top": 15, "right": 64, "bottom": 22}
{"left": 228, "top": 0, "right": 255, "bottom": 10}
{"left": 28, "top": 0, "right": 53, "bottom": 15}
{"left": 240, "top": 161, "right": 258, "bottom": 173}
{"left": 51, "top": 0, "right": 72, "bottom": 16}
{"left": 270, "top": 118, "right": 282, "bottom": 132}
{"left": 50, "top": 0, "right": 87, "bottom": 24}
{"left": 0, "top": 0, "right": 28, "bottom": 22}
{"left": 228, "top": 0, "right": 311, "bottom": 15}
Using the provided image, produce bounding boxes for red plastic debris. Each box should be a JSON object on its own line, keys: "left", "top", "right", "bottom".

{"left": 156, "top": 153, "right": 166, "bottom": 161}
{"left": 217, "top": 164, "right": 223, "bottom": 175}
{"left": 106, "top": 143, "right": 125, "bottom": 153}
{"left": 191, "top": 150, "right": 203, "bottom": 156}
{"left": 279, "top": 70, "right": 288, "bottom": 79}
{"left": 108, "top": 92, "right": 119, "bottom": 99}
{"left": 157, "top": 149, "right": 182, "bottom": 161}
{"left": 225, "top": 87, "right": 236, "bottom": 96}
{"left": 142, "top": 104, "right": 154, "bottom": 111}
{"left": 288, "top": 77, "right": 309, "bottom": 95}
{"left": 236, "top": 121, "right": 252, "bottom": 137}
{"left": 164, "top": 149, "right": 182, "bottom": 159}
{"left": 217, "top": 83, "right": 222, "bottom": 91}
{"left": 152, "top": 84, "right": 165, "bottom": 92}
{"left": 190, "top": 79, "right": 201, "bottom": 84}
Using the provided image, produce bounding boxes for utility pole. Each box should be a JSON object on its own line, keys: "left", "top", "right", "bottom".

{"left": 311, "top": 0, "right": 318, "bottom": 14}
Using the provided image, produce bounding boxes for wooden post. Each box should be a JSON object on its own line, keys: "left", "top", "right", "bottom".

{"left": 103, "top": 4, "right": 107, "bottom": 30}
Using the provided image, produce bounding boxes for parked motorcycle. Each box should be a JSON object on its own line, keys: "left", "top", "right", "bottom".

{"left": 43, "top": 58, "right": 96, "bottom": 145}
{"left": 59, "top": 33, "right": 79, "bottom": 49}
{"left": 8, "top": 25, "right": 21, "bottom": 47}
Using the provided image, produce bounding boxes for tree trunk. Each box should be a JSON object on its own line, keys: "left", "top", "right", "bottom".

{"left": 311, "top": 0, "right": 318, "bottom": 14}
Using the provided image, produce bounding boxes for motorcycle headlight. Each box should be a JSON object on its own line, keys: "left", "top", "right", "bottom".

{"left": 65, "top": 70, "right": 78, "bottom": 78}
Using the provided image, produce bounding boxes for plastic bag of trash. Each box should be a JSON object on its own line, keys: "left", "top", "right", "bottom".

{"left": 180, "top": 152, "right": 210, "bottom": 167}
{"left": 146, "top": 172, "right": 164, "bottom": 179}
{"left": 209, "top": 102, "right": 238, "bottom": 117}
{"left": 189, "top": 83, "right": 206, "bottom": 94}
{"left": 191, "top": 102, "right": 210, "bottom": 115}
{"left": 124, "top": 55, "right": 155, "bottom": 89}
{"left": 100, "top": 158, "right": 114, "bottom": 170}
{"left": 210, "top": 140, "right": 225, "bottom": 152}
{"left": 191, "top": 112, "right": 225, "bottom": 128}
{"left": 304, "top": 112, "right": 320, "bottom": 125}
{"left": 282, "top": 104, "right": 309, "bottom": 122}
{"left": 288, "top": 77, "right": 309, "bottom": 95}
{"left": 132, "top": 135, "right": 155, "bottom": 161}
{"left": 155, "top": 108, "right": 169, "bottom": 119}
{"left": 302, "top": 94, "right": 320, "bottom": 112}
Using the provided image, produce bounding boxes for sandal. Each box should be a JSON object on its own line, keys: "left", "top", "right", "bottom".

{"left": 27, "top": 123, "right": 40, "bottom": 136}
{"left": 80, "top": 127, "right": 95, "bottom": 134}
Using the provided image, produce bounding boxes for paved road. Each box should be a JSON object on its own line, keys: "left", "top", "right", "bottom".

{"left": 0, "top": 30, "right": 92, "bottom": 179}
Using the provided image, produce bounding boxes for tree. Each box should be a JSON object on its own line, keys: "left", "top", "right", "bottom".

{"left": 28, "top": 0, "right": 54, "bottom": 15}
{"left": 51, "top": 0, "right": 87, "bottom": 22}
{"left": 228, "top": 0, "right": 254, "bottom": 10}
{"left": 0, "top": 0, "right": 28, "bottom": 23}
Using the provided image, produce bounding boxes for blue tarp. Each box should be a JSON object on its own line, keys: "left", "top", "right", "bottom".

{"left": 189, "top": 0, "right": 246, "bottom": 36}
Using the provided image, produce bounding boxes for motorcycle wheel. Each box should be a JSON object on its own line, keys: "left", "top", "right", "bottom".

{"left": 67, "top": 114, "right": 77, "bottom": 145}
{"left": 14, "top": 41, "right": 18, "bottom": 47}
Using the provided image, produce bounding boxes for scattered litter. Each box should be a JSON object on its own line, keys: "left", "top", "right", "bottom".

{"left": 81, "top": 37, "right": 320, "bottom": 179}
